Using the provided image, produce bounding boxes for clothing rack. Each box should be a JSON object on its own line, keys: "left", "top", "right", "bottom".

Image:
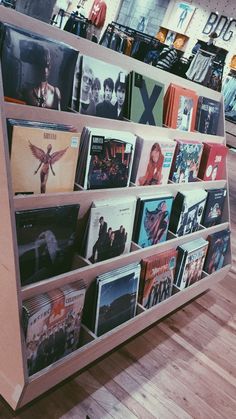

{"left": 99, "top": 21, "right": 161, "bottom": 49}
{"left": 51, "top": 9, "right": 88, "bottom": 30}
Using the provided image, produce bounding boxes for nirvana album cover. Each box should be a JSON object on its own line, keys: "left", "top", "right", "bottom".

{"left": 85, "top": 197, "right": 136, "bottom": 263}
{"left": 175, "top": 238, "right": 208, "bottom": 290}
{"left": 73, "top": 54, "right": 128, "bottom": 120}
{"left": 126, "top": 71, "right": 164, "bottom": 126}
{"left": 195, "top": 96, "right": 221, "bottom": 135}
{"left": 134, "top": 194, "right": 173, "bottom": 248}
{"left": 10, "top": 124, "right": 80, "bottom": 194}
{"left": 23, "top": 281, "right": 86, "bottom": 375}
{"left": 81, "top": 127, "right": 136, "bottom": 189}
{"left": 169, "top": 189, "right": 207, "bottom": 236}
{"left": 0, "top": 23, "right": 78, "bottom": 110}
{"left": 131, "top": 136, "right": 176, "bottom": 186}
{"left": 170, "top": 139, "right": 203, "bottom": 183}
{"left": 198, "top": 142, "right": 228, "bottom": 181}
{"left": 201, "top": 188, "right": 226, "bottom": 228}
{"left": 140, "top": 248, "right": 177, "bottom": 309}
{"left": 94, "top": 263, "right": 141, "bottom": 336}
{"left": 204, "top": 229, "right": 230, "bottom": 274}
{"left": 16, "top": 204, "right": 80, "bottom": 286}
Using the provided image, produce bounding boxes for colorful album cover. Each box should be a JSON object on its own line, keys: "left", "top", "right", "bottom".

{"left": 195, "top": 96, "right": 221, "bottom": 135}
{"left": 23, "top": 281, "right": 86, "bottom": 375}
{"left": 16, "top": 204, "right": 80, "bottom": 286}
{"left": 82, "top": 128, "right": 136, "bottom": 189}
{"left": 131, "top": 137, "right": 176, "bottom": 186}
{"left": 94, "top": 263, "right": 141, "bottom": 336}
{"left": 175, "top": 238, "right": 208, "bottom": 290}
{"left": 135, "top": 194, "right": 173, "bottom": 248}
{"left": 10, "top": 124, "right": 80, "bottom": 194}
{"left": 85, "top": 197, "right": 136, "bottom": 263}
{"left": 126, "top": 72, "right": 164, "bottom": 127}
{"left": 198, "top": 142, "right": 228, "bottom": 181}
{"left": 170, "top": 139, "right": 203, "bottom": 183}
{"left": 201, "top": 188, "right": 227, "bottom": 228}
{"left": 169, "top": 189, "right": 207, "bottom": 236}
{"left": 140, "top": 249, "right": 177, "bottom": 309}
{"left": 74, "top": 54, "right": 128, "bottom": 119}
{"left": 204, "top": 229, "right": 230, "bottom": 274}
{"left": 0, "top": 23, "right": 79, "bottom": 110}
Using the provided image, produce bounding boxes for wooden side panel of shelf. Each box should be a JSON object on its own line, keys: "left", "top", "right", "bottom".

{"left": 0, "top": 64, "right": 27, "bottom": 409}
{"left": 0, "top": 6, "right": 232, "bottom": 410}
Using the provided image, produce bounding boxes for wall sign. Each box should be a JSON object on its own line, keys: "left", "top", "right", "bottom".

{"left": 203, "top": 12, "right": 236, "bottom": 41}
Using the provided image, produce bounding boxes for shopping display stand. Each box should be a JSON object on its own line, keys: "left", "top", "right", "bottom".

{"left": 0, "top": 6, "right": 232, "bottom": 410}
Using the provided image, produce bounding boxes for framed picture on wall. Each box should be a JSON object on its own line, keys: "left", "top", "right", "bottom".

{"left": 169, "top": 2, "right": 196, "bottom": 33}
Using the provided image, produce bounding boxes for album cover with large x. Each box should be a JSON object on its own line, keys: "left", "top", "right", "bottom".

{"left": 127, "top": 72, "right": 164, "bottom": 126}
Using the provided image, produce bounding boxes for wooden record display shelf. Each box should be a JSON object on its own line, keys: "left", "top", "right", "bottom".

{"left": 0, "top": 7, "right": 232, "bottom": 410}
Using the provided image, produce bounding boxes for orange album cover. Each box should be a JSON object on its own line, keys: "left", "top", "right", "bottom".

{"left": 173, "top": 34, "right": 188, "bottom": 50}
{"left": 10, "top": 125, "right": 80, "bottom": 194}
{"left": 167, "top": 84, "right": 198, "bottom": 132}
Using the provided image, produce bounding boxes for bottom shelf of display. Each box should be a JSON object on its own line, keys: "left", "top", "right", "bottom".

{"left": 16, "top": 264, "right": 230, "bottom": 409}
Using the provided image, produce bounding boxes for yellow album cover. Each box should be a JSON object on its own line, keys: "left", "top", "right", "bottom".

{"left": 10, "top": 125, "right": 80, "bottom": 194}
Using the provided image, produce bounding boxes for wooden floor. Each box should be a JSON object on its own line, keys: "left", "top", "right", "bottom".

{"left": 1, "top": 150, "right": 235, "bottom": 419}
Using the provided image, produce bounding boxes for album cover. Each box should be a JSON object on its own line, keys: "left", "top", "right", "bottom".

{"left": 9, "top": 124, "right": 80, "bottom": 194}
{"left": 134, "top": 194, "right": 173, "bottom": 248}
{"left": 126, "top": 72, "right": 164, "bottom": 126}
{"left": 140, "top": 249, "right": 177, "bottom": 309}
{"left": 198, "top": 142, "right": 228, "bottom": 181}
{"left": 169, "top": 189, "right": 207, "bottom": 236}
{"left": 85, "top": 197, "right": 136, "bottom": 263}
{"left": 0, "top": 23, "right": 79, "bottom": 111}
{"left": 174, "top": 238, "right": 208, "bottom": 290}
{"left": 16, "top": 204, "right": 80, "bottom": 285}
{"left": 201, "top": 188, "right": 227, "bottom": 228}
{"left": 77, "top": 127, "right": 136, "bottom": 189}
{"left": 131, "top": 137, "right": 176, "bottom": 186}
{"left": 204, "top": 229, "right": 230, "bottom": 274}
{"left": 23, "top": 281, "right": 86, "bottom": 375}
{"left": 74, "top": 54, "right": 128, "bottom": 120}
{"left": 173, "top": 33, "right": 188, "bottom": 50}
{"left": 169, "top": 139, "right": 203, "bottom": 183}
{"left": 94, "top": 263, "right": 141, "bottom": 336}
{"left": 195, "top": 96, "right": 221, "bottom": 135}
{"left": 164, "top": 84, "right": 198, "bottom": 132}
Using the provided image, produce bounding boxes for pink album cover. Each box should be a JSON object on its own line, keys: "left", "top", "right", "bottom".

{"left": 131, "top": 137, "right": 176, "bottom": 186}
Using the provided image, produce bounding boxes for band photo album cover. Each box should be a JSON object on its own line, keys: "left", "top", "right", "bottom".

{"left": 74, "top": 54, "right": 128, "bottom": 119}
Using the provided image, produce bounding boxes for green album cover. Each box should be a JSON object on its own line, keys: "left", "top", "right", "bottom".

{"left": 129, "top": 71, "right": 164, "bottom": 126}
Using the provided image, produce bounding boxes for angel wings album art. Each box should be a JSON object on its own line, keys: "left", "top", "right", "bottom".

{"left": 10, "top": 124, "right": 80, "bottom": 194}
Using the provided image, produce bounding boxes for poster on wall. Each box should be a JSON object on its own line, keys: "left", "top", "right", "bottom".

{"left": 169, "top": 2, "right": 196, "bottom": 33}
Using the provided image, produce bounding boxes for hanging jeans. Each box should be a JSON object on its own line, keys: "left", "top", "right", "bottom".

{"left": 186, "top": 52, "right": 213, "bottom": 83}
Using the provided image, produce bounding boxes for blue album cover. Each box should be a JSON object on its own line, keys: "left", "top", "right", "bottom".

{"left": 170, "top": 140, "right": 203, "bottom": 183}
{"left": 136, "top": 195, "right": 173, "bottom": 248}
{"left": 204, "top": 229, "right": 230, "bottom": 274}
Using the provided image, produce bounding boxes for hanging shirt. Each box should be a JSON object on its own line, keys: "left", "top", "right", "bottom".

{"left": 88, "top": 0, "right": 107, "bottom": 28}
